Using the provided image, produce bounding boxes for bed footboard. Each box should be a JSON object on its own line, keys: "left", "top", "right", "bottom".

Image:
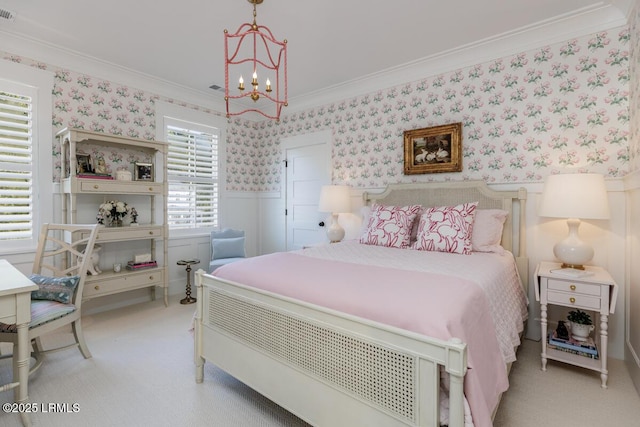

{"left": 195, "top": 270, "right": 468, "bottom": 427}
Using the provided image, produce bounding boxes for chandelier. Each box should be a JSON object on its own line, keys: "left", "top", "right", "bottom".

{"left": 224, "top": 0, "right": 288, "bottom": 121}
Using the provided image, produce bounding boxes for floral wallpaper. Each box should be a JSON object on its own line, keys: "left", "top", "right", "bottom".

{"left": 630, "top": 1, "right": 640, "bottom": 171}
{"left": 0, "top": 49, "right": 242, "bottom": 182}
{"left": 0, "top": 24, "right": 632, "bottom": 191}
{"left": 247, "top": 27, "right": 631, "bottom": 192}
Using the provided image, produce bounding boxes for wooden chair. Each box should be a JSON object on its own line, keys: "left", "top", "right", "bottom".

{"left": 0, "top": 223, "right": 99, "bottom": 374}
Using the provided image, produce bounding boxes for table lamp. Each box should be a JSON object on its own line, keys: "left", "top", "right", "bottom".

{"left": 318, "top": 185, "right": 351, "bottom": 243}
{"left": 538, "top": 173, "right": 610, "bottom": 270}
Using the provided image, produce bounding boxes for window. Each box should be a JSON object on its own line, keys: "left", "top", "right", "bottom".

{"left": 0, "top": 91, "right": 32, "bottom": 240}
{"left": 0, "top": 62, "right": 53, "bottom": 252}
{"left": 166, "top": 121, "right": 219, "bottom": 229}
{"left": 156, "top": 102, "right": 225, "bottom": 233}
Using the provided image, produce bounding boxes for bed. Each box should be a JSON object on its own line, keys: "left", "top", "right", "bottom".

{"left": 194, "top": 180, "right": 528, "bottom": 427}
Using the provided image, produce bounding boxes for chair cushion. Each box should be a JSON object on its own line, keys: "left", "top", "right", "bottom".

{"left": 212, "top": 237, "right": 246, "bottom": 260}
{"left": 0, "top": 300, "right": 77, "bottom": 332}
{"left": 30, "top": 274, "right": 80, "bottom": 304}
{"left": 30, "top": 300, "right": 77, "bottom": 328}
{"left": 210, "top": 257, "right": 245, "bottom": 272}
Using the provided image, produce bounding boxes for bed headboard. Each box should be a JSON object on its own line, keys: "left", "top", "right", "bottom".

{"left": 363, "top": 181, "right": 528, "bottom": 292}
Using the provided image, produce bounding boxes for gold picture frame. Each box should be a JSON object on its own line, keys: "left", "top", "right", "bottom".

{"left": 134, "top": 162, "right": 154, "bottom": 181}
{"left": 76, "top": 152, "right": 93, "bottom": 174}
{"left": 403, "top": 122, "right": 462, "bottom": 175}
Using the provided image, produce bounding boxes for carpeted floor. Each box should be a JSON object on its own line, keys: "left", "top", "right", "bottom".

{"left": 0, "top": 296, "right": 638, "bottom": 426}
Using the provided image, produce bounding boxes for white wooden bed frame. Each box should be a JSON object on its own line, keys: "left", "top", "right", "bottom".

{"left": 194, "top": 180, "right": 528, "bottom": 427}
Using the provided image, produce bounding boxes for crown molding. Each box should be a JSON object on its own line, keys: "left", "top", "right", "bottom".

{"left": 0, "top": 2, "right": 630, "bottom": 120}
{"left": 1, "top": 30, "right": 227, "bottom": 113}
{"left": 287, "top": 3, "right": 630, "bottom": 113}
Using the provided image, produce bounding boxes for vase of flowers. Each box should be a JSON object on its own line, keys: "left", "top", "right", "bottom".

{"left": 98, "top": 200, "right": 129, "bottom": 227}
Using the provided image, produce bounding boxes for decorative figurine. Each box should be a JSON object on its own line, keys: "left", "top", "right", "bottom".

{"left": 130, "top": 207, "right": 138, "bottom": 226}
{"left": 79, "top": 245, "right": 102, "bottom": 275}
{"left": 95, "top": 156, "right": 108, "bottom": 174}
{"left": 556, "top": 320, "right": 570, "bottom": 341}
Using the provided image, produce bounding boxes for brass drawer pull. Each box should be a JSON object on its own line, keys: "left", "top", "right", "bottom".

{"left": 148, "top": 187, "right": 153, "bottom": 191}
{"left": 149, "top": 231, "right": 154, "bottom": 235}
{"left": 149, "top": 276, "right": 154, "bottom": 280}
{"left": 569, "top": 297, "right": 576, "bottom": 303}
{"left": 94, "top": 285, "right": 100, "bottom": 290}
{"left": 570, "top": 285, "right": 576, "bottom": 291}
{"left": 94, "top": 185, "right": 99, "bottom": 189}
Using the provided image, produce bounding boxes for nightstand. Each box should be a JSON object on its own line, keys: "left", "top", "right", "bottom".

{"left": 302, "top": 242, "right": 328, "bottom": 249}
{"left": 535, "top": 261, "right": 618, "bottom": 388}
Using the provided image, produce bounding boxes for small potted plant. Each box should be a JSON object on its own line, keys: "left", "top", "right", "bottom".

{"left": 567, "top": 309, "right": 594, "bottom": 342}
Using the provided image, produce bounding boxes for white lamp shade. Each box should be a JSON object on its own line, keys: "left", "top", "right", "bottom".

{"left": 538, "top": 173, "right": 609, "bottom": 269}
{"left": 538, "top": 173, "right": 610, "bottom": 220}
{"left": 318, "top": 185, "right": 351, "bottom": 213}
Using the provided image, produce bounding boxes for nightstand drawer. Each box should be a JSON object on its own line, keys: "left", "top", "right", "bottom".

{"left": 547, "top": 279, "right": 601, "bottom": 296}
{"left": 547, "top": 290, "right": 601, "bottom": 310}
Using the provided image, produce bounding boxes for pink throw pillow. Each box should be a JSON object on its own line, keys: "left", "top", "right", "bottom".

{"left": 471, "top": 209, "right": 508, "bottom": 254}
{"left": 359, "top": 204, "right": 421, "bottom": 248}
{"left": 413, "top": 202, "right": 478, "bottom": 254}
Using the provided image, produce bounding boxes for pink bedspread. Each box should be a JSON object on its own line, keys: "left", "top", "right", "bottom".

{"left": 214, "top": 252, "right": 507, "bottom": 427}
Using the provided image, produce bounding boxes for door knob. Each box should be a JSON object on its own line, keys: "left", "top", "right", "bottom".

{"left": 319, "top": 221, "right": 325, "bottom": 227}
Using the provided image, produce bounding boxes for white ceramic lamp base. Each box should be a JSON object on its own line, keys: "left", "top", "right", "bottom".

{"left": 326, "top": 213, "right": 345, "bottom": 243}
{"left": 554, "top": 218, "right": 594, "bottom": 270}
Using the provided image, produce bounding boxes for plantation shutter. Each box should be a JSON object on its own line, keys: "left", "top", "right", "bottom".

{"left": 0, "top": 91, "right": 33, "bottom": 241}
{"left": 166, "top": 122, "right": 218, "bottom": 229}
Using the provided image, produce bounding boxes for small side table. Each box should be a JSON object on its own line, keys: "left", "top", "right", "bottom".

{"left": 177, "top": 259, "right": 200, "bottom": 305}
{"left": 535, "top": 261, "right": 618, "bottom": 388}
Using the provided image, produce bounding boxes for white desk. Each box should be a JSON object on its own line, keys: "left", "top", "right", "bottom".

{"left": 0, "top": 259, "right": 37, "bottom": 426}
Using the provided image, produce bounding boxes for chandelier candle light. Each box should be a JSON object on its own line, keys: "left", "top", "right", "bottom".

{"left": 224, "top": 0, "right": 288, "bottom": 121}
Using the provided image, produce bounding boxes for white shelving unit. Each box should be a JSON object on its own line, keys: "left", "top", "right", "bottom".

{"left": 57, "top": 128, "right": 169, "bottom": 306}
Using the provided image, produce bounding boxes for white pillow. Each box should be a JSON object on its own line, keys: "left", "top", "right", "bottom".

{"left": 359, "top": 205, "right": 372, "bottom": 237}
{"left": 471, "top": 209, "right": 508, "bottom": 254}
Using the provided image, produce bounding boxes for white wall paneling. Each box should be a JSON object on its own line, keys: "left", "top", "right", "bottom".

{"left": 624, "top": 171, "right": 640, "bottom": 390}
{"left": 222, "top": 192, "right": 259, "bottom": 258}
{"left": 167, "top": 236, "right": 210, "bottom": 295}
{"left": 258, "top": 192, "right": 286, "bottom": 255}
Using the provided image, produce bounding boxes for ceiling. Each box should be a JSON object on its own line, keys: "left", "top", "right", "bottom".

{"left": 0, "top": 1, "right": 633, "bottom": 112}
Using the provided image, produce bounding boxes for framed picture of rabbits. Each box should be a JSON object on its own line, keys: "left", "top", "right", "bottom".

{"left": 403, "top": 122, "right": 462, "bottom": 174}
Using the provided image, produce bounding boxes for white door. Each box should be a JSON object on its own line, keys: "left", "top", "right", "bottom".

{"left": 284, "top": 131, "right": 331, "bottom": 250}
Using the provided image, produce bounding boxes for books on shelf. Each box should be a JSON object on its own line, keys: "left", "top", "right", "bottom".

{"left": 548, "top": 343, "right": 599, "bottom": 359}
{"left": 126, "top": 260, "right": 158, "bottom": 270}
{"left": 77, "top": 173, "right": 114, "bottom": 180}
{"left": 548, "top": 331, "right": 599, "bottom": 359}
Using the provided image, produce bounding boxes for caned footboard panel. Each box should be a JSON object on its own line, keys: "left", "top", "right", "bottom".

{"left": 195, "top": 271, "right": 467, "bottom": 427}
